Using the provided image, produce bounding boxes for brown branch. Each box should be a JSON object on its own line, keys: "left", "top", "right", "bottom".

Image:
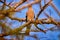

{"left": 0, "top": 0, "right": 11, "bottom": 8}
{"left": 0, "top": 0, "right": 4, "bottom": 3}
{"left": 0, "top": 0, "right": 60, "bottom": 38}
{"left": 0, "top": 21, "right": 31, "bottom": 37}
{"left": 15, "top": 0, "right": 41, "bottom": 12}
{"left": 33, "top": 18, "right": 60, "bottom": 25}
{"left": 44, "top": 12, "right": 60, "bottom": 25}
{"left": 34, "top": 23, "right": 46, "bottom": 33}
{"left": 8, "top": 22, "right": 31, "bottom": 34}
{"left": 36, "top": 0, "right": 52, "bottom": 20}
{"left": 50, "top": 2, "right": 60, "bottom": 16}
{"left": 8, "top": 15, "right": 60, "bottom": 25}
{"left": 8, "top": 16, "right": 26, "bottom": 21}
{"left": 8, "top": 0, "right": 14, "bottom": 6}
{"left": 0, "top": 19, "right": 60, "bottom": 37}
{"left": 13, "top": 0, "right": 27, "bottom": 9}
{"left": 1, "top": 0, "right": 6, "bottom": 10}
{"left": 40, "top": 0, "right": 42, "bottom": 9}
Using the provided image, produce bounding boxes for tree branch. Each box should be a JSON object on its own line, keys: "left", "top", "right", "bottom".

{"left": 36, "top": 0, "right": 52, "bottom": 20}
{"left": 15, "top": 0, "right": 41, "bottom": 12}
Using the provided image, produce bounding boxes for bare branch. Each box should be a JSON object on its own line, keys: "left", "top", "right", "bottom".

{"left": 36, "top": 0, "right": 52, "bottom": 20}
{"left": 15, "top": 0, "right": 41, "bottom": 12}
{"left": 34, "top": 23, "right": 46, "bottom": 33}
{"left": 50, "top": 2, "right": 60, "bottom": 16}
{"left": 44, "top": 12, "right": 60, "bottom": 25}
{"left": 8, "top": 16, "right": 26, "bottom": 21}
{"left": 13, "top": 0, "right": 27, "bottom": 9}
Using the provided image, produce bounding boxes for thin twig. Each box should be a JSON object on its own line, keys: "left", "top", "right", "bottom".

{"left": 15, "top": 0, "right": 41, "bottom": 12}
{"left": 51, "top": 2, "right": 60, "bottom": 17}
{"left": 13, "top": 0, "right": 27, "bottom": 9}
{"left": 36, "top": 0, "right": 52, "bottom": 20}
